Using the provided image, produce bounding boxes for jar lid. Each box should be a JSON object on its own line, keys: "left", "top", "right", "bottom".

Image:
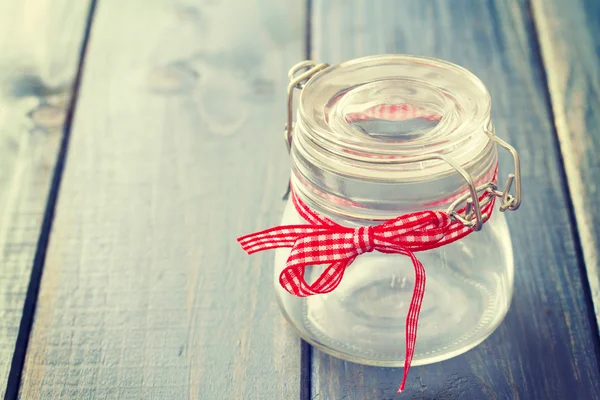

{"left": 291, "top": 55, "right": 498, "bottom": 220}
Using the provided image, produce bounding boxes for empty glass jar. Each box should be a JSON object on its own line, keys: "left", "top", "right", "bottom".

{"left": 273, "top": 55, "right": 519, "bottom": 367}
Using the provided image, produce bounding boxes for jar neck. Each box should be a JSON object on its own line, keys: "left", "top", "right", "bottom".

{"left": 291, "top": 150, "right": 498, "bottom": 223}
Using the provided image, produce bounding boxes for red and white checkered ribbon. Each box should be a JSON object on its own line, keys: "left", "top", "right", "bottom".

{"left": 345, "top": 103, "right": 443, "bottom": 123}
{"left": 238, "top": 185, "right": 496, "bottom": 393}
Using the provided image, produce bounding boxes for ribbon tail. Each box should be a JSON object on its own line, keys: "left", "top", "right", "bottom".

{"left": 398, "top": 249, "right": 426, "bottom": 394}
{"left": 237, "top": 225, "right": 331, "bottom": 254}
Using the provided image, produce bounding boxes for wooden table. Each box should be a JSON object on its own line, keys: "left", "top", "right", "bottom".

{"left": 1, "top": 0, "right": 599, "bottom": 399}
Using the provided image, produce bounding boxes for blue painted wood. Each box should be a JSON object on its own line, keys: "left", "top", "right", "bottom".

{"left": 0, "top": 1, "right": 91, "bottom": 397}
{"left": 532, "top": 0, "right": 600, "bottom": 331}
{"left": 17, "top": 0, "right": 306, "bottom": 398}
{"left": 310, "top": 1, "right": 600, "bottom": 399}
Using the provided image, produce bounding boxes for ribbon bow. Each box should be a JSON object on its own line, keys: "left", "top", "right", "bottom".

{"left": 238, "top": 188, "right": 495, "bottom": 393}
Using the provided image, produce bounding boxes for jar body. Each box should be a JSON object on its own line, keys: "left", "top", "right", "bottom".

{"left": 274, "top": 195, "right": 514, "bottom": 366}
{"left": 273, "top": 55, "right": 516, "bottom": 366}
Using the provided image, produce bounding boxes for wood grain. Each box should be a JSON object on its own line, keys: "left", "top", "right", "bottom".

{"left": 18, "top": 0, "right": 305, "bottom": 399}
{"left": 0, "top": 1, "right": 91, "bottom": 397}
{"left": 310, "top": 0, "right": 600, "bottom": 399}
{"left": 531, "top": 0, "right": 600, "bottom": 330}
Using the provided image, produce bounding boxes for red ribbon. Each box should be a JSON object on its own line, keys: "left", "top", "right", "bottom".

{"left": 238, "top": 187, "right": 495, "bottom": 393}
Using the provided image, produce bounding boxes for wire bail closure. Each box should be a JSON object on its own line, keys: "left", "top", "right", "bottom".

{"left": 285, "top": 61, "right": 330, "bottom": 152}
{"left": 283, "top": 60, "right": 521, "bottom": 230}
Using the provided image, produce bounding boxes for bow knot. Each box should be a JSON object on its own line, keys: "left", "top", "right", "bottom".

{"left": 353, "top": 226, "right": 375, "bottom": 254}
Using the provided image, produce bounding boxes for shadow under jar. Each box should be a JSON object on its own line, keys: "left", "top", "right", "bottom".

{"left": 274, "top": 55, "right": 519, "bottom": 368}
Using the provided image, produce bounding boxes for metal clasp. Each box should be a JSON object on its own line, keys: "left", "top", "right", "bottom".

{"left": 285, "top": 61, "right": 329, "bottom": 152}
{"left": 445, "top": 132, "right": 522, "bottom": 229}
{"left": 488, "top": 133, "right": 521, "bottom": 211}
{"left": 283, "top": 61, "right": 329, "bottom": 198}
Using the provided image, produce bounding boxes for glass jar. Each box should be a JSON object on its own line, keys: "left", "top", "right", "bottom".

{"left": 273, "top": 55, "right": 520, "bottom": 369}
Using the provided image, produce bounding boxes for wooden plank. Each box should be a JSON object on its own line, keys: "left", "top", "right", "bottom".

{"left": 310, "top": 0, "right": 600, "bottom": 399}
{"left": 0, "top": 1, "right": 91, "bottom": 397}
{"left": 531, "top": 0, "right": 600, "bottom": 329}
{"left": 18, "top": 0, "right": 306, "bottom": 398}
